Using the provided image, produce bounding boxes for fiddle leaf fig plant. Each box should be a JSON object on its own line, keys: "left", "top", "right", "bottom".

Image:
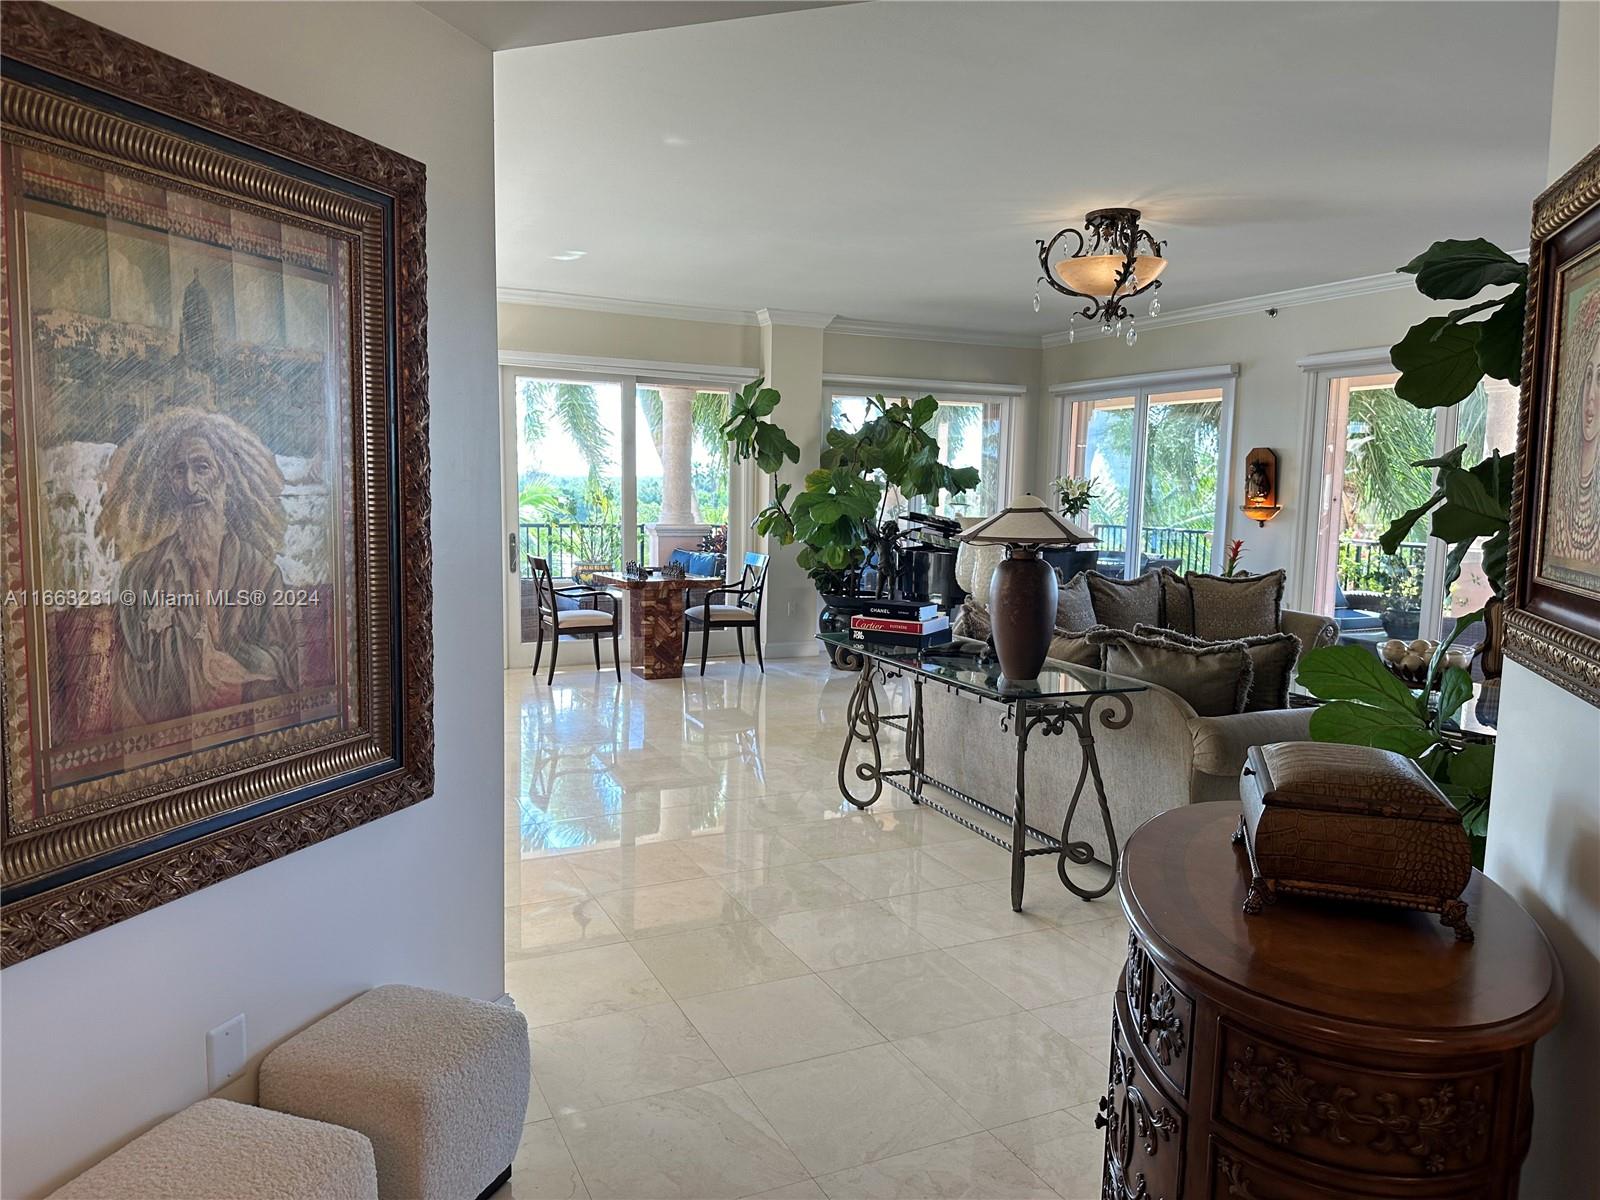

{"left": 722, "top": 378, "right": 800, "bottom": 474}
{"left": 1379, "top": 238, "right": 1523, "bottom": 668}
{"left": 1391, "top": 238, "right": 1526, "bottom": 405}
{"left": 722, "top": 380, "right": 980, "bottom": 593}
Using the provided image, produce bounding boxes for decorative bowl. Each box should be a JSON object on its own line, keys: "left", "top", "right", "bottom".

{"left": 1377, "top": 638, "right": 1473, "bottom": 688}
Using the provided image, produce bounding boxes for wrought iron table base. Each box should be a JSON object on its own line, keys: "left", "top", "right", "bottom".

{"left": 837, "top": 664, "right": 1132, "bottom": 907}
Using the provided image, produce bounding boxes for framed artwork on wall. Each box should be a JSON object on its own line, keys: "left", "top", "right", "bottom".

{"left": 0, "top": 3, "right": 433, "bottom": 965}
{"left": 1506, "top": 141, "right": 1600, "bottom": 707}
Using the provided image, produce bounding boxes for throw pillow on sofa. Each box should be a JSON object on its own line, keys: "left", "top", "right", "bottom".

{"left": 1085, "top": 570, "right": 1162, "bottom": 631}
{"left": 1134, "top": 623, "right": 1300, "bottom": 712}
{"left": 1156, "top": 567, "right": 1194, "bottom": 634}
{"left": 1185, "top": 568, "right": 1286, "bottom": 640}
{"left": 1047, "top": 625, "right": 1105, "bottom": 667}
{"left": 1088, "top": 626, "right": 1254, "bottom": 717}
{"left": 1056, "top": 571, "right": 1097, "bottom": 633}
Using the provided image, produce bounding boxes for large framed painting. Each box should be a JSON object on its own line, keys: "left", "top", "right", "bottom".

{"left": 1507, "top": 142, "right": 1600, "bottom": 707}
{"left": 0, "top": 4, "right": 433, "bottom": 965}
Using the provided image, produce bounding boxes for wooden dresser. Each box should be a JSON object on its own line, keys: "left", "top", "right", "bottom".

{"left": 1103, "top": 805, "right": 1562, "bottom": 1200}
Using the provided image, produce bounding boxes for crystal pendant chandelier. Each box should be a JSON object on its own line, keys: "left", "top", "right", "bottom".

{"left": 1035, "top": 208, "right": 1167, "bottom": 345}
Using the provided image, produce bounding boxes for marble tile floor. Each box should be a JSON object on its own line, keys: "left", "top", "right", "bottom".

{"left": 494, "top": 658, "right": 1119, "bottom": 1200}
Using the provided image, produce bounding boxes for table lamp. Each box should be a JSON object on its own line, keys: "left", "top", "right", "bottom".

{"left": 958, "top": 495, "right": 1097, "bottom": 683}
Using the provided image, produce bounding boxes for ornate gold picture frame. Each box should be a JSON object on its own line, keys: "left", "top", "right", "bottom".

{"left": 0, "top": 3, "right": 433, "bottom": 965}
{"left": 1506, "top": 142, "right": 1600, "bottom": 707}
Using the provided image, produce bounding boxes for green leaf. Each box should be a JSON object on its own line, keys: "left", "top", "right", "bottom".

{"left": 1399, "top": 238, "right": 1526, "bottom": 300}
{"left": 1474, "top": 288, "right": 1526, "bottom": 385}
{"left": 1430, "top": 469, "right": 1508, "bottom": 543}
{"left": 1309, "top": 701, "right": 1438, "bottom": 758}
{"left": 1433, "top": 666, "right": 1474, "bottom": 733}
{"left": 1296, "top": 645, "right": 1420, "bottom": 716}
{"left": 1480, "top": 528, "right": 1509, "bottom": 595}
{"left": 1436, "top": 537, "right": 1476, "bottom": 603}
{"left": 1379, "top": 490, "right": 1444, "bottom": 554}
{"left": 1393, "top": 317, "right": 1485, "bottom": 409}
{"left": 1448, "top": 742, "right": 1496, "bottom": 794}
{"left": 910, "top": 394, "right": 939, "bottom": 426}
{"left": 1415, "top": 444, "right": 1469, "bottom": 472}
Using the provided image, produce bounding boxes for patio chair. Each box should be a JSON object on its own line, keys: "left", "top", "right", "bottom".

{"left": 683, "top": 552, "right": 769, "bottom": 675}
{"left": 527, "top": 555, "right": 620, "bottom": 684}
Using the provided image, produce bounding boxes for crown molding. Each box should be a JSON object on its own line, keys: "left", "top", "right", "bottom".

{"left": 756, "top": 307, "right": 836, "bottom": 329}
{"left": 1041, "top": 270, "right": 1415, "bottom": 348}
{"left": 497, "top": 287, "right": 759, "bottom": 327}
{"left": 826, "top": 317, "right": 1039, "bottom": 350}
{"left": 1042, "top": 248, "right": 1532, "bottom": 350}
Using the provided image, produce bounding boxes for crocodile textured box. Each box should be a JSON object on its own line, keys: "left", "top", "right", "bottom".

{"left": 1234, "top": 741, "right": 1474, "bottom": 940}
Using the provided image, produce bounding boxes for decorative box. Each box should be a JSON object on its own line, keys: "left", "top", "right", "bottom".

{"left": 1234, "top": 742, "right": 1474, "bottom": 941}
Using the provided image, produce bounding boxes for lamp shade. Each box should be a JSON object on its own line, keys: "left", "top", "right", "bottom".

{"left": 959, "top": 494, "right": 1097, "bottom": 546}
{"left": 1054, "top": 253, "right": 1167, "bottom": 299}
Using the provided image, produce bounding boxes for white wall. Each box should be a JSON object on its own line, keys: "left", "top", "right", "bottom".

{"left": 0, "top": 6, "right": 503, "bottom": 1197}
{"left": 1040, "top": 287, "right": 1437, "bottom": 595}
{"left": 1484, "top": 4, "right": 1600, "bottom": 1194}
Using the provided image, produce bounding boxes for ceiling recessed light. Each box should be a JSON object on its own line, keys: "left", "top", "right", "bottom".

{"left": 663, "top": 135, "right": 689, "bottom": 148}
{"left": 549, "top": 250, "right": 586, "bottom": 262}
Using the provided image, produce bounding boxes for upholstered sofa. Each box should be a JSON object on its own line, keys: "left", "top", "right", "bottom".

{"left": 919, "top": 607, "right": 1337, "bottom": 863}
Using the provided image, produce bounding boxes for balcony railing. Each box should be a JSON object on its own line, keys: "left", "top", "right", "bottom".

{"left": 519, "top": 521, "right": 647, "bottom": 580}
{"left": 1093, "top": 524, "right": 1214, "bottom": 575}
{"left": 1338, "top": 538, "right": 1427, "bottom": 596}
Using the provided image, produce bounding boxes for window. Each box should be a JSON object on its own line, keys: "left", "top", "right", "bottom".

{"left": 825, "top": 381, "right": 1016, "bottom": 519}
{"left": 1055, "top": 369, "right": 1235, "bottom": 577}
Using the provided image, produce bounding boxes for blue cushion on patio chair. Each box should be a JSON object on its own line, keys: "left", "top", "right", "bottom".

{"left": 668, "top": 549, "right": 721, "bottom": 577}
{"left": 1333, "top": 582, "right": 1384, "bottom": 632}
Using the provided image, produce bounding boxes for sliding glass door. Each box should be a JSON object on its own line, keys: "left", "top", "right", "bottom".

{"left": 1305, "top": 365, "right": 1518, "bottom": 648}
{"left": 500, "top": 364, "right": 750, "bottom": 669}
{"left": 1059, "top": 374, "right": 1233, "bottom": 577}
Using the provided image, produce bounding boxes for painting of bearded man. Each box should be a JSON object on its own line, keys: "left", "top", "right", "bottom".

{"left": 102, "top": 407, "right": 300, "bottom": 726}
{"left": 1541, "top": 257, "right": 1600, "bottom": 593}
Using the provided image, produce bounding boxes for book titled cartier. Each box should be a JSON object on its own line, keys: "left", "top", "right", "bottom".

{"left": 849, "top": 614, "right": 950, "bottom": 636}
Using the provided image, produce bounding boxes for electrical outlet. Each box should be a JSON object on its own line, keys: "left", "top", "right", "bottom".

{"left": 206, "top": 1014, "right": 246, "bottom": 1092}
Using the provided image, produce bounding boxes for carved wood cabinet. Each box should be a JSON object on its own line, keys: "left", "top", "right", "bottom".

{"left": 1102, "top": 805, "right": 1563, "bottom": 1200}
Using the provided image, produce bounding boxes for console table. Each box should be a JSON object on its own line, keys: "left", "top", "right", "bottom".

{"left": 1107, "top": 804, "right": 1562, "bottom": 1199}
{"left": 818, "top": 632, "right": 1146, "bottom": 908}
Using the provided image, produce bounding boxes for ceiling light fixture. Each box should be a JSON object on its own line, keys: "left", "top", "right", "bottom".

{"left": 550, "top": 250, "right": 587, "bottom": 262}
{"left": 1035, "top": 207, "right": 1167, "bottom": 345}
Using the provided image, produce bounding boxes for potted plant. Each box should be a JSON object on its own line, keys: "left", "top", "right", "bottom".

{"left": 720, "top": 378, "right": 980, "bottom": 665}
{"left": 559, "top": 482, "right": 621, "bottom": 584}
{"left": 1376, "top": 555, "right": 1423, "bottom": 641}
{"left": 1045, "top": 475, "right": 1100, "bottom": 582}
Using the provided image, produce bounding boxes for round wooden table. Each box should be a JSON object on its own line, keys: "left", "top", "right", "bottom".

{"left": 1104, "top": 804, "right": 1562, "bottom": 1199}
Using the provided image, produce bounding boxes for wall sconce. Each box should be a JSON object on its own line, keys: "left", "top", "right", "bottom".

{"left": 1240, "top": 447, "right": 1282, "bottom": 526}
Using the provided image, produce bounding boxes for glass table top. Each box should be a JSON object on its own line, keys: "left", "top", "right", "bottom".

{"left": 818, "top": 632, "right": 1148, "bottom": 702}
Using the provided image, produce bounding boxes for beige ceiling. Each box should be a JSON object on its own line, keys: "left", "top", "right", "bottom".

{"left": 493, "top": 1, "right": 1559, "bottom": 336}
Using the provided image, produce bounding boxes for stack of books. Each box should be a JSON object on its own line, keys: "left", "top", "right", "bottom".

{"left": 848, "top": 599, "right": 952, "bottom": 650}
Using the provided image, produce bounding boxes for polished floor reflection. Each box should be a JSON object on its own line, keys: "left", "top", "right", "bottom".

{"left": 496, "top": 657, "right": 1119, "bottom": 1200}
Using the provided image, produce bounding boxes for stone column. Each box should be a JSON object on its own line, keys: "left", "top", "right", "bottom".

{"left": 657, "top": 386, "right": 696, "bottom": 524}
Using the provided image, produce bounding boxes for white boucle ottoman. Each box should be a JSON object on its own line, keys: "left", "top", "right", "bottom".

{"left": 259, "top": 984, "right": 530, "bottom": 1200}
{"left": 48, "top": 1098, "right": 377, "bottom": 1200}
